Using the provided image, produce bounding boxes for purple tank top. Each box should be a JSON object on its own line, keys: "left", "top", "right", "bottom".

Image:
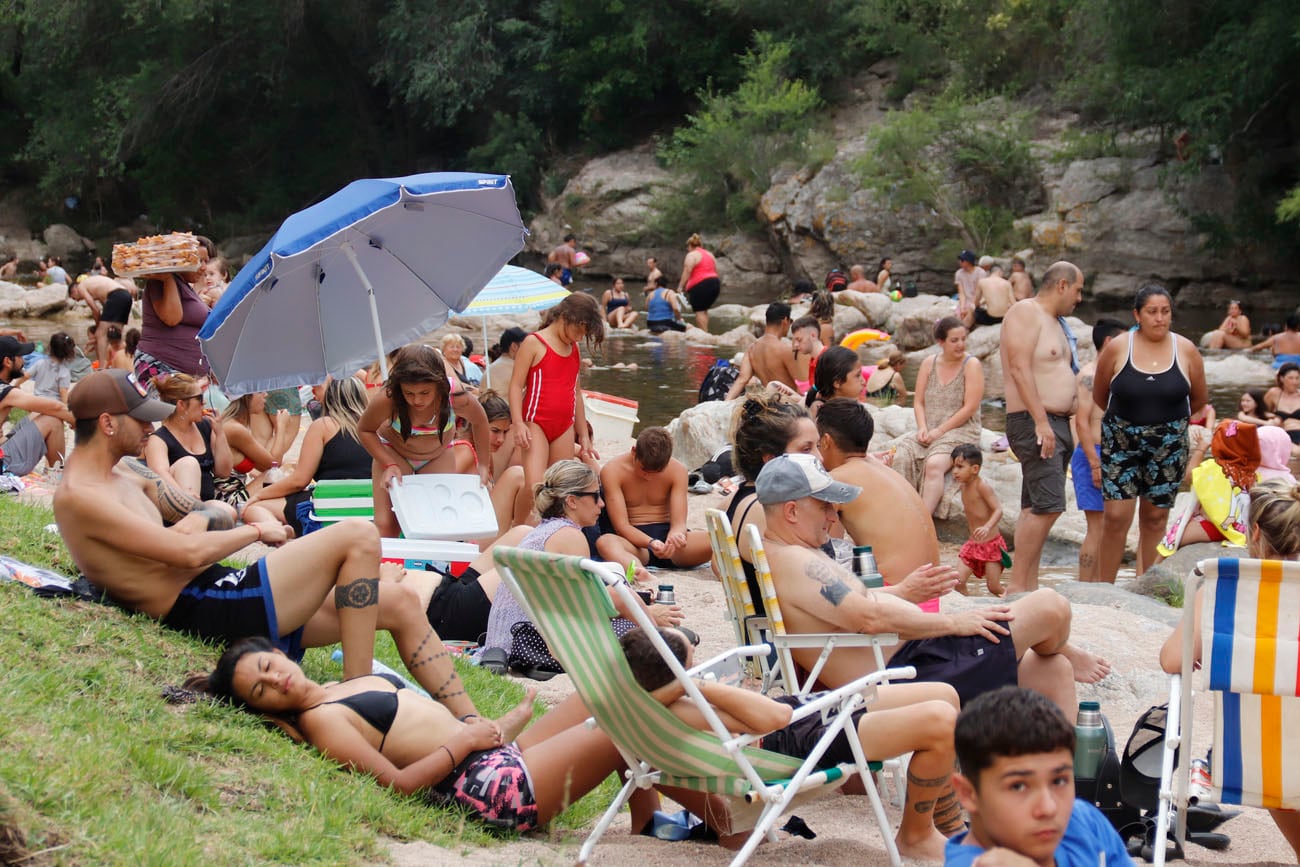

{"left": 480, "top": 518, "right": 576, "bottom": 654}
{"left": 137, "top": 274, "right": 210, "bottom": 375}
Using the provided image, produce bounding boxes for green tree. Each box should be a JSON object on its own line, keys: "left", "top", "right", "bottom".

{"left": 657, "top": 34, "right": 820, "bottom": 231}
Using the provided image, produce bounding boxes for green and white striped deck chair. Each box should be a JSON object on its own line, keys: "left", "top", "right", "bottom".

{"left": 493, "top": 546, "right": 912, "bottom": 867}
{"left": 1154, "top": 558, "right": 1300, "bottom": 866}
{"left": 746, "top": 523, "right": 909, "bottom": 807}
{"left": 705, "top": 508, "right": 769, "bottom": 683}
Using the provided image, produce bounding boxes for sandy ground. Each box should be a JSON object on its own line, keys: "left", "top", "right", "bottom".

{"left": 19, "top": 409, "right": 1294, "bottom": 865}
{"left": 381, "top": 440, "right": 1297, "bottom": 866}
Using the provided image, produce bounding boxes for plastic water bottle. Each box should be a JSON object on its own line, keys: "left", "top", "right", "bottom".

{"left": 854, "top": 545, "right": 884, "bottom": 589}
{"left": 1074, "top": 700, "right": 1107, "bottom": 779}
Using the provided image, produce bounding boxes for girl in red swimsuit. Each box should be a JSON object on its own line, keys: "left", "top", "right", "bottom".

{"left": 358, "top": 344, "right": 492, "bottom": 538}
{"left": 508, "top": 293, "right": 606, "bottom": 499}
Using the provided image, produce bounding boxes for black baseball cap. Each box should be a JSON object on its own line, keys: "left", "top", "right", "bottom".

{"left": 0, "top": 335, "right": 35, "bottom": 361}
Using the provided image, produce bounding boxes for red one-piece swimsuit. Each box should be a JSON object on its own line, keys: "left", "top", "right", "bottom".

{"left": 523, "top": 334, "right": 581, "bottom": 440}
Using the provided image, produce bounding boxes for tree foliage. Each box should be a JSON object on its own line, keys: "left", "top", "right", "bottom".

{"left": 0, "top": 0, "right": 1295, "bottom": 262}
{"left": 656, "top": 35, "right": 820, "bottom": 232}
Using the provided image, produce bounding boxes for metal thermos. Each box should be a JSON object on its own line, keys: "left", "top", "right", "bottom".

{"left": 854, "top": 545, "right": 884, "bottom": 589}
{"left": 1074, "top": 700, "right": 1107, "bottom": 779}
{"left": 657, "top": 584, "right": 676, "bottom": 605}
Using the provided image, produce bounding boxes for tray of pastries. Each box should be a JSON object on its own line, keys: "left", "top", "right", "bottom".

{"left": 112, "top": 232, "right": 204, "bottom": 277}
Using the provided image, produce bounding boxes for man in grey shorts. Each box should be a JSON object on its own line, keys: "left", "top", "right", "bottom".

{"left": 999, "top": 262, "right": 1084, "bottom": 594}
{"left": 0, "top": 336, "right": 75, "bottom": 475}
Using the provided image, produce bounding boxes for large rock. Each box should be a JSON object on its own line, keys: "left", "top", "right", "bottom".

{"left": 666, "top": 399, "right": 739, "bottom": 470}
{"left": 1133, "top": 541, "right": 1246, "bottom": 601}
{"left": 834, "top": 289, "right": 892, "bottom": 328}
{"left": 1202, "top": 353, "right": 1276, "bottom": 388}
{"left": 42, "top": 224, "right": 93, "bottom": 260}
{"left": 0, "top": 281, "right": 69, "bottom": 317}
{"left": 886, "top": 295, "right": 958, "bottom": 350}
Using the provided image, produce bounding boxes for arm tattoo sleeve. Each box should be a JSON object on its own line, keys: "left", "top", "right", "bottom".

{"left": 804, "top": 557, "right": 852, "bottom": 607}
{"left": 195, "top": 502, "right": 235, "bottom": 531}
{"left": 335, "top": 577, "right": 379, "bottom": 609}
{"left": 121, "top": 456, "right": 204, "bottom": 523}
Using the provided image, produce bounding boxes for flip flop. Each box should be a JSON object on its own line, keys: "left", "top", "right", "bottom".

{"left": 516, "top": 665, "right": 560, "bottom": 682}
{"left": 678, "top": 626, "right": 701, "bottom": 647}
{"left": 477, "top": 647, "right": 508, "bottom": 676}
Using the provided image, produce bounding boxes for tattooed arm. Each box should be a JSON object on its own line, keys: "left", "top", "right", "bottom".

{"left": 794, "top": 550, "right": 1011, "bottom": 642}
{"left": 121, "top": 456, "right": 288, "bottom": 545}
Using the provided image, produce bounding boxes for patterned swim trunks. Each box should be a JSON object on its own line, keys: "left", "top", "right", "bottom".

{"left": 1100, "top": 414, "right": 1189, "bottom": 509}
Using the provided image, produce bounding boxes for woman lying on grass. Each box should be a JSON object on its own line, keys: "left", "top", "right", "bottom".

{"left": 192, "top": 636, "right": 718, "bottom": 835}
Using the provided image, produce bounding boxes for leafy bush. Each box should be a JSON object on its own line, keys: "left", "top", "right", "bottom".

{"left": 655, "top": 35, "right": 820, "bottom": 232}
{"left": 853, "top": 97, "right": 1041, "bottom": 252}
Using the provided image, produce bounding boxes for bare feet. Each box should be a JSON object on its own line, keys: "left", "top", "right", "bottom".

{"left": 1062, "top": 642, "right": 1111, "bottom": 684}
{"left": 497, "top": 687, "right": 538, "bottom": 743}
{"left": 896, "top": 828, "right": 948, "bottom": 862}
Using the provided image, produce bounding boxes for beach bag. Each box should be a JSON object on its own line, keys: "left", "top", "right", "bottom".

{"left": 824, "top": 269, "right": 848, "bottom": 292}
{"left": 698, "top": 359, "right": 739, "bottom": 403}
{"left": 508, "top": 617, "right": 639, "bottom": 675}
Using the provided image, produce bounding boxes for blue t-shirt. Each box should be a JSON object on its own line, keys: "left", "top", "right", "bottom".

{"left": 945, "top": 800, "right": 1133, "bottom": 866}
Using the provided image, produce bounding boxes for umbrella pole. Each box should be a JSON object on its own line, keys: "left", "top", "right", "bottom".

{"left": 341, "top": 243, "right": 389, "bottom": 380}
{"left": 481, "top": 317, "right": 490, "bottom": 389}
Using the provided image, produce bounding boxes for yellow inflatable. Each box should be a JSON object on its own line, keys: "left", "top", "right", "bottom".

{"left": 840, "top": 328, "right": 891, "bottom": 350}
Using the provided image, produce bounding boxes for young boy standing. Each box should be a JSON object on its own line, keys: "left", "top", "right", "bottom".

{"left": 951, "top": 443, "right": 1008, "bottom": 597}
{"left": 947, "top": 687, "right": 1134, "bottom": 866}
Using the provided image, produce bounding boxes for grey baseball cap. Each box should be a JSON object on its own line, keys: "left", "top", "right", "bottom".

{"left": 755, "top": 453, "right": 861, "bottom": 505}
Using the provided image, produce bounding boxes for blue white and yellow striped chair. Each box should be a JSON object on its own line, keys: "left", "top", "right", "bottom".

{"left": 1155, "top": 557, "right": 1300, "bottom": 866}
{"left": 493, "top": 545, "right": 913, "bottom": 866}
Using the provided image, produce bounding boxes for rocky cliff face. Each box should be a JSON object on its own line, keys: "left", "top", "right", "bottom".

{"left": 532, "top": 74, "right": 1297, "bottom": 309}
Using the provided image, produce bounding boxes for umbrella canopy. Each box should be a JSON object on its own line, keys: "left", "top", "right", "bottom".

{"left": 458, "top": 265, "right": 567, "bottom": 388}
{"left": 198, "top": 172, "right": 526, "bottom": 395}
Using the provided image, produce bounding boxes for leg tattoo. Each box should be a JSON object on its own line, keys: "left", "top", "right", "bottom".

{"left": 932, "top": 791, "right": 965, "bottom": 834}
{"left": 335, "top": 577, "right": 379, "bottom": 609}
{"left": 404, "top": 628, "right": 466, "bottom": 701}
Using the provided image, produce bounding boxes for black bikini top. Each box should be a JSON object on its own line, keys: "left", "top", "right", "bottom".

{"left": 315, "top": 672, "right": 405, "bottom": 750}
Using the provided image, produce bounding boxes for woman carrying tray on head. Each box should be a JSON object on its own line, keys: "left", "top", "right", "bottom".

{"left": 132, "top": 235, "right": 213, "bottom": 392}
{"left": 358, "top": 343, "right": 492, "bottom": 538}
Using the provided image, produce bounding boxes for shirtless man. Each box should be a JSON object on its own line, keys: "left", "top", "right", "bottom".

{"left": 724, "top": 302, "right": 802, "bottom": 399}
{"left": 1071, "top": 319, "right": 1127, "bottom": 582}
{"left": 0, "top": 254, "right": 17, "bottom": 280}
{"left": 596, "top": 427, "right": 712, "bottom": 572}
{"left": 846, "top": 264, "right": 878, "bottom": 293}
{"left": 547, "top": 234, "right": 579, "bottom": 286}
{"left": 972, "top": 259, "right": 1016, "bottom": 326}
{"left": 73, "top": 273, "right": 139, "bottom": 365}
{"left": 1009, "top": 257, "right": 1035, "bottom": 301}
{"left": 53, "top": 369, "right": 487, "bottom": 720}
{"left": 1000, "top": 261, "right": 1085, "bottom": 594}
{"left": 954, "top": 251, "right": 987, "bottom": 329}
{"left": 0, "top": 336, "right": 74, "bottom": 474}
{"left": 644, "top": 256, "right": 662, "bottom": 293}
{"left": 815, "top": 398, "right": 954, "bottom": 610}
{"left": 756, "top": 453, "right": 1105, "bottom": 715}
{"left": 819, "top": 400, "right": 1109, "bottom": 684}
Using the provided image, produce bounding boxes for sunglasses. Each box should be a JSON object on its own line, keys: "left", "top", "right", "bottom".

{"left": 569, "top": 490, "right": 602, "bottom": 500}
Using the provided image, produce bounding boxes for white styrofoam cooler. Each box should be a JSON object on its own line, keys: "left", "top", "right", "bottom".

{"left": 582, "top": 389, "right": 639, "bottom": 442}
{"left": 388, "top": 474, "right": 498, "bottom": 541}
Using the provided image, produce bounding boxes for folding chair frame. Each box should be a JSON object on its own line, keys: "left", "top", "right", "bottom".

{"left": 494, "top": 548, "right": 916, "bottom": 867}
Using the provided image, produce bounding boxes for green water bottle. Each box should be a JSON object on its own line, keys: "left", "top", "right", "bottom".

{"left": 1074, "top": 700, "right": 1107, "bottom": 779}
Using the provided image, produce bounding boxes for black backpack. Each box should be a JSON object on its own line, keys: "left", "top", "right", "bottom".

{"left": 698, "top": 359, "right": 739, "bottom": 403}
{"left": 825, "top": 269, "right": 848, "bottom": 292}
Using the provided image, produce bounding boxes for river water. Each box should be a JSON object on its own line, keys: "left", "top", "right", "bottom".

{"left": 1, "top": 282, "right": 1253, "bottom": 431}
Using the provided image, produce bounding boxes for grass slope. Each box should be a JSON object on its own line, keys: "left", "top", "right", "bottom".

{"left": 0, "top": 496, "right": 613, "bottom": 864}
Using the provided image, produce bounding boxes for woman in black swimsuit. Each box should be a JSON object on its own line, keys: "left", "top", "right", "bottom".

{"left": 1266, "top": 362, "right": 1300, "bottom": 448}
{"left": 601, "top": 277, "right": 637, "bottom": 329}
{"left": 197, "top": 636, "right": 724, "bottom": 835}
